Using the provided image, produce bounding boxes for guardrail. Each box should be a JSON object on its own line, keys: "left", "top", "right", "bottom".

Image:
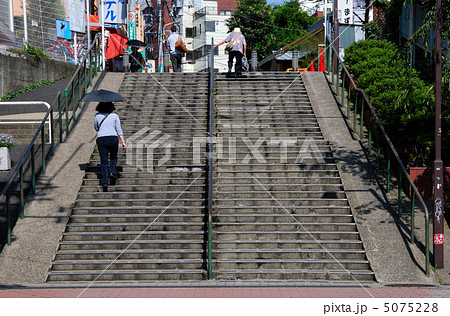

{"left": 0, "top": 34, "right": 102, "bottom": 246}
{"left": 207, "top": 37, "right": 214, "bottom": 279}
{"left": 325, "top": 37, "right": 430, "bottom": 275}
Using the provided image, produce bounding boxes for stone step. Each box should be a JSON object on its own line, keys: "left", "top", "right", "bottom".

{"left": 71, "top": 205, "right": 205, "bottom": 215}
{"left": 46, "top": 269, "right": 206, "bottom": 282}
{"left": 216, "top": 176, "right": 342, "bottom": 185}
{"left": 50, "top": 259, "right": 205, "bottom": 271}
{"left": 69, "top": 213, "right": 205, "bottom": 224}
{"left": 213, "top": 259, "right": 370, "bottom": 271}
{"left": 216, "top": 239, "right": 363, "bottom": 250}
{"left": 73, "top": 198, "right": 205, "bottom": 208}
{"left": 59, "top": 237, "right": 205, "bottom": 248}
{"left": 213, "top": 222, "right": 356, "bottom": 232}
{"left": 214, "top": 231, "right": 361, "bottom": 241}
{"left": 213, "top": 269, "right": 374, "bottom": 281}
{"left": 65, "top": 221, "right": 206, "bottom": 232}
{"left": 54, "top": 249, "right": 204, "bottom": 261}
{"left": 212, "top": 213, "right": 353, "bottom": 223}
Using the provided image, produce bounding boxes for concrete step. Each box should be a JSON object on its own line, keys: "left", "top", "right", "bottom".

{"left": 47, "top": 269, "right": 206, "bottom": 282}
{"left": 216, "top": 239, "right": 364, "bottom": 250}
{"left": 54, "top": 249, "right": 204, "bottom": 261}
{"left": 213, "top": 269, "right": 374, "bottom": 281}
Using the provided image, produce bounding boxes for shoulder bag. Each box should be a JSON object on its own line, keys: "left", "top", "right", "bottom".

{"left": 175, "top": 35, "right": 188, "bottom": 53}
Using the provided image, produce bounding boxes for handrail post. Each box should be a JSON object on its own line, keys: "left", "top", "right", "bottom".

{"left": 19, "top": 164, "right": 24, "bottom": 219}
{"left": 6, "top": 188, "right": 11, "bottom": 245}
{"left": 41, "top": 129, "right": 46, "bottom": 175}
{"left": 353, "top": 92, "right": 358, "bottom": 131}
{"left": 50, "top": 106, "right": 55, "bottom": 155}
{"left": 360, "top": 94, "right": 364, "bottom": 137}
{"left": 58, "top": 91, "right": 63, "bottom": 143}
{"left": 387, "top": 150, "right": 391, "bottom": 192}
{"left": 72, "top": 81, "right": 76, "bottom": 122}
{"left": 31, "top": 144, "right": 36, "bottom": 195}
{"left": 411, "top": 193, "right": 415, "bottom": 243}
{"left": 207, "top": 37, "right": 214, "bottom": 280}
{"left": 65, "top": 88, "right": 69, "bottom": 139}
{"left": 398, "top": 169, "right": 403, "bottom": 216}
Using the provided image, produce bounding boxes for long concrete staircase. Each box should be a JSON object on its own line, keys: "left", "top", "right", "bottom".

{"left": 47, "top": 73, "right": 209, "bottom": 282}
{"left": 212, "top": 73, "right": 374, "bottom": 281}
{"left": 46, "top": 72, "right": 374, "bottom": 283}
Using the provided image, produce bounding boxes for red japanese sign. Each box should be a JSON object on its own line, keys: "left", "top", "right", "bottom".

{"left": 434, "top": 233, "right": 444, "bottom": 245}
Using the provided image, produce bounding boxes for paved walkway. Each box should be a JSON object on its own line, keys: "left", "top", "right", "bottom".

{"left": 0, "top": 285, "right": 449, "bottom": 297}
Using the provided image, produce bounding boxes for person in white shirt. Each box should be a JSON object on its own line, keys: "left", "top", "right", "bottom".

{"left": 166, "top": 25, "right": 185, "bottom": 72}
{"left": 214, "top": 27, "right": 247, "bottom": 78}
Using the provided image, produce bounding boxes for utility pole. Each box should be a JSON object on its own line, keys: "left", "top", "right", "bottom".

{"left": 158, "top": 0, "right": 163, "bottom": 72}
{"left": 433, "top": 0, "right": 444, "bottom": 268}
{"left": 333, "top": 0, "right": 339, "bottom": 73}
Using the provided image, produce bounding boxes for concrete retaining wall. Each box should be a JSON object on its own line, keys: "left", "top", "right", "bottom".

{"left": 0, "top": 49, "right": 77, "bottom": 98}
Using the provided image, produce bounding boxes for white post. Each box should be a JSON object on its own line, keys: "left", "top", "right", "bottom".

{"left": 101, "top": 0, "right": 106, "bottom": 70}
{"left": 87, "top": 0, "right": 91, "bottom": 52}
{"left": 22, "top": 0, "right": 28, "bottom": 45}
{"left": 74, "top": 32, "right": 78, "bottom": 64}
{"left": 9, "top": 0, "right": 14, "bottom": 33}
{"left": 324, "top": 0, "right": 327, "bottom": 44}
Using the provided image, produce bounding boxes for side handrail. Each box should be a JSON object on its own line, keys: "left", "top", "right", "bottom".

{"left": 325, "top": 36, "right": 430, "bottom": 275}
{"left": 207, "top": 37, "right": 214, "bottom": 279}
{"left": 0, "top": 101, "right": 53, "bottom": 143}
{"left": 0, "top": 33, "right": 102, "bottom": 246}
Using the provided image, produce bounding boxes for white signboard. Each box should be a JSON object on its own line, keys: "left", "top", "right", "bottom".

{"left": 69, "top": 0, "right": 85, "bottom": 33}
{"left": 339, "top": 0, "right": 353, "bottom": 25}
{"left": 100, "top": 0, "right": 127, "bottom": 24}
{"left": 338, "top": 0, "right": 366, "bottom": 25}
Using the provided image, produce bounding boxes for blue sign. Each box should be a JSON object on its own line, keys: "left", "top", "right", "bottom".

{"left": 56, "top": 20, "right": 71, "bottom": 39}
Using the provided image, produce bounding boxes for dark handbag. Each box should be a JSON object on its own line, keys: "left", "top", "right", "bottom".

{"left": 175, "top": 35, "right": 188, "bottom": 53}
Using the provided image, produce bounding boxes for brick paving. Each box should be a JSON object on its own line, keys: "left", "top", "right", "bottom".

{"left": 0, "top": 286, "right": 449, "bottom": 298}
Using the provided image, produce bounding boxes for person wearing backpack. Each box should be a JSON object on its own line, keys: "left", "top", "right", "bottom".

{"left": 167, "top": 25, "right": 186, "bottom": 72}
{"left": 94, "top": 102, "right": 126, "bottom": 192}
{"left": 214, "top": 27, "right": 247, "bottom": 78}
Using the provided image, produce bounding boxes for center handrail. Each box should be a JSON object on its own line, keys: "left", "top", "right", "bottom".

{"left": 207, "top": 37, "right": 214, "bottom": 279}
{"left": 325, "top": 36, "right": 430, "bottom": 275}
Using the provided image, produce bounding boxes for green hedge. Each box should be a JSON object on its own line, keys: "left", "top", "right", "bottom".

{"left": 344, "top": 39, "right": 449, "bottom": 166}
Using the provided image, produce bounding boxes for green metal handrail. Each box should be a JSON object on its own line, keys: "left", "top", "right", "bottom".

{"left": 0, "top": 34, "right": 102, "bottom": 246}
{"left": 325, "top": 37, "right": 430, "bottom": 275}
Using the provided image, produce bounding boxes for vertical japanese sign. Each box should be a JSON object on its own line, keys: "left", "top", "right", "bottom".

{"left": 339, "top": 0, "right": 353, "bottom": 25}
{"left": 68, "top": 0, "right": 86, "bottom": 33}
{"left": 129, "top": 12, "right": 136, "bottom": 41}
{"left": 101, "top": 0, "right": 127, "bottom": 24}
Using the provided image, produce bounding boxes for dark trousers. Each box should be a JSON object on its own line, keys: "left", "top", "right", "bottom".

{"left": 170, "top": 53, "right": 182, "bottom": 72}
{"left": 96, "top": 136, "right": 119, "bottom": 185}
{"left": 228, "top": 50, "right": 243, "bottom": 75}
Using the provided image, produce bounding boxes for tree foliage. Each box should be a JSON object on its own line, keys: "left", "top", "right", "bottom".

{"left": 226, "top": 0, "right": 319, "bottom": 59}
{"left": 344, "top": 40, "right": 439, "bottom": 165}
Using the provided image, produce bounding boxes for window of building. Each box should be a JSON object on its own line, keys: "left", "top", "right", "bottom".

{"left": 220, "top": 10, "right": 232, "bottom": 16}
{"left": 205, "top": 21, "right": 215, "bottom": 32}
{"left": 193, "top": 27, "right": 197, "bottom": 37}
{"left": 185, "top": 27, "right": 194, "bottom": 38}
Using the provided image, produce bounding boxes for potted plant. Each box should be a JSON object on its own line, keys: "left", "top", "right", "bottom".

{"left": 0, "top": 133, "right": 16, "bottom": 171}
